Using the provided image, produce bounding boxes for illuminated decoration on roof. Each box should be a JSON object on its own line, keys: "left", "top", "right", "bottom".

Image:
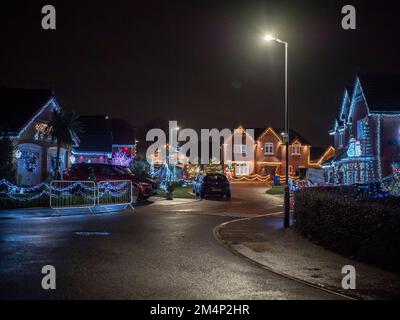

{"left": 13, "top": 98, "right": 61, "bottom": 139}
{"left": 34, "top": 122, "right": 53, "bottom": 141}
{"left": 71, "top": 150, "right": 112, "bottom": 157}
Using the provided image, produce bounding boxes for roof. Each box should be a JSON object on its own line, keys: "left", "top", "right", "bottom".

{"left": 310, "top": 147, "right": 326, "bottom": 162}
{"left": 73, "top": 134, "right": 113, "bottom": 153}
{"left": 272, "top": 128, "right": 312, "bottom": 145}
{"left": 358, "top": 74, "right": 400, "bottom": 112}
{"left": 0, "top": 87, "right": 54, "bottom": 134}
{"left": 229, "top": 126, "right": 312, "bottom": 145}
{"left": 108, "top": 118, "right": 136, "bottom": 145}
{"left": 78, "top": 115, "right": 136, "bottom": 146}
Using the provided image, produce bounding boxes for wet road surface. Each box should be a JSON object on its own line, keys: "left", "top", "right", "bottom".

{"left": 0, "top": 182, "right": 343, "bottom": 299}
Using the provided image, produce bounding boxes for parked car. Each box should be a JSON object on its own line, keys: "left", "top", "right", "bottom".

{"left": 63, "top": 163, "right": 155, "bottom": 200}
{"left": 192, "top": 173, "right": 231, "bottom": 199}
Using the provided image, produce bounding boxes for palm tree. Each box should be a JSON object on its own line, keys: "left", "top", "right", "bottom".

{"left": 49, "top": 110, "right": 83, "bottom": 179}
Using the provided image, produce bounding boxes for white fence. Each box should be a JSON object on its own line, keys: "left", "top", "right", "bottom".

{"left": 50, "top": 181, "right": 97, "bottom": 210}
{"left": 50, "top": 180, "right": 136, "bottom": 211}
{"left": 97, "top": 180, "right": 134, "bottom": 207}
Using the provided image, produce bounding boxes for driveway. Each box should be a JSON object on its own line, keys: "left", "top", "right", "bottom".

{"left": 0, "top": 182, "right": 343, "bottom": 299}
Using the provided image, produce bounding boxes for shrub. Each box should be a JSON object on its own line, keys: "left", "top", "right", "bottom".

{"left": 0, "top": 135, "right": 15, "bottom": 181}
{"left": 294, "top": 188, "right": 400, "bottom": 273}
{"left": 130, "top": 157, "right": 151, "bottom": 178}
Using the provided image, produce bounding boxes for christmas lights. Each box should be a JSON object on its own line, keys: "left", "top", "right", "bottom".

{"left": 111, "top": 150, "right": 133, "bottom": 167}
{"left": 21, "top": 150, "right": 40, "bottom": 172}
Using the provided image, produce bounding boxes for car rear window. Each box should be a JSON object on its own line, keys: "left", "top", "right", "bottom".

{"left": 206, "top": 174, "right": 227, "bottom": 182}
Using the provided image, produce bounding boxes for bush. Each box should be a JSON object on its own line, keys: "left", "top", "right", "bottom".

{"left": 130, "top": 157, "right": 151, "bottom": 178}
{"left": 0, "top": 195, "right": 49, "bottom": 209}
{"left": 0, "top": 135, "right": 15, "bottom": 181}
{"left": 294, "top": 188, "right": 400, "bottom": 273}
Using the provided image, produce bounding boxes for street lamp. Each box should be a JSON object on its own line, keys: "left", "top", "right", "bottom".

{"left": 264, "top": 34, "right": 290, "bottom": 228}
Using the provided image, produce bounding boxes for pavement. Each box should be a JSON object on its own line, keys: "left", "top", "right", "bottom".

{"left": 0, "top": 182, "right": 345, "bottom": 299}
{"left": 215, "top": 202, "right": 400, "bottom": 300}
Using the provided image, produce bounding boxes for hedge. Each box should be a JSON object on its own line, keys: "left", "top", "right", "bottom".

{"left": 294, "top": 188, "right": 400, "bottom": 273}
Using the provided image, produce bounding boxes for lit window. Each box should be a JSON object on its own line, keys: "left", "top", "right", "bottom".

{"left": 291, "top": 144, "right": 301, "bottom": 155}
{"left": 357, "top": 120, "right": 365, "bottom": 140}
{"left": 264, "top": 143, "right": 274, "bottom": 155}
{"left": 289, "top": 165, "right": 294, "bottom": 175}
{"left": 234, "top": 144, "right": 246, "bottom": 154}
{"left": 339, "top": 132, "right": 344, "bottom": 148}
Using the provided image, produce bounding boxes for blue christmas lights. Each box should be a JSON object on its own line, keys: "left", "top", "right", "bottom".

{"left": 0, "top": 179, "right": 132, "bottom": 203}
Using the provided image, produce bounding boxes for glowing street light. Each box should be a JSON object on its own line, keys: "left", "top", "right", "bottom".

{"left": 263, "top": 34, "right": 275, "bottom": 41}
{"left": 263, "top": 33, "right": 290, "bottom": 229}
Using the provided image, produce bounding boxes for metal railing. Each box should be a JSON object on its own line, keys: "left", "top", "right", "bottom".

{"left": 50, "top": 181, "right": 97, "bottom": 210}
{"left": 50, "top": 180, "right": 136, "bottom": 212}
{"left": 97, "top": 180, "right": 135, "bottom": 208}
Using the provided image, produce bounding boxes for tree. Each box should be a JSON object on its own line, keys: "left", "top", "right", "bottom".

{"left": 49, "top": 110, "right": 83, "bottom": 179}
{"left": 130, "top": 157, "right": 151, "bottom": 178}
{"left": 0, "top": 135, "right": 15, "bottom": 181}
{"left": 205, "top": 158, "right": 223, "bottom": 174}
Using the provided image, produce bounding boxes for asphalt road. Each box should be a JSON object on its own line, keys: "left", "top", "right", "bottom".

{"left": 0, "top": 182, "right": 342, "bottom": 300}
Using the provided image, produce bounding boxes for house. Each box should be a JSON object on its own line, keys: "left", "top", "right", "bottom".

{"left": 0, "top": 87, "right": 72, "bottom": 185}
{"left": 323, "top": 74, "right": 400, "bottom": 185}
{"left": 71, "top": 115, "right": 137, "bottom": 166}
{"left": 221, "top": 125, "right": 334, "bottom": 177}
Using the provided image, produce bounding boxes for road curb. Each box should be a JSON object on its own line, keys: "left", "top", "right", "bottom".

{"left": 213, "top": 213, "right": 358, "bottom": 300}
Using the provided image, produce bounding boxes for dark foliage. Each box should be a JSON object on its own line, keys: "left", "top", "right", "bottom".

{"left": 130, "top": 157, "right": 151, "bottom": 178}
{"left": 294, "top": 187, "right": 400, "bottom": 273}
{"left": 0, "top": 135, "right": 15, "bottom": 181}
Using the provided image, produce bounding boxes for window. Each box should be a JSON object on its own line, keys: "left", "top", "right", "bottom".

{"left": 339, "top": 132, "right": 344, "bottom": 148}
{"left": 357, "top": 119, "right": 365, "bottom": 140}
{"left": 234, "top": 144, "right": 246, "bottom": 154}
{"left": 264, "top": 143, "right": 274, "bottom": 155}
{"left": 291, "top": 144, "right": 301, "bottom": 155}
{"left": 289, "top": 165, "right": 294, "bottom": 175}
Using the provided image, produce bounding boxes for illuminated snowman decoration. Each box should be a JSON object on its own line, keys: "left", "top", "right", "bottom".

{"left": 347, "top": 138, "right": 362, "bottom": 157}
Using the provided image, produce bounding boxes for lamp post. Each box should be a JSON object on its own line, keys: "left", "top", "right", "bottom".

{"left": 264, "top": 34, "right": 290, "bottom": 228}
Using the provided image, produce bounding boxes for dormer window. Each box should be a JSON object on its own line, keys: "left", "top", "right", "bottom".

{"left": 291, "top": 144, "right": 301, "bottom": 155}
{"left": 264, "top": 143, "right": 274, "bottom": 155}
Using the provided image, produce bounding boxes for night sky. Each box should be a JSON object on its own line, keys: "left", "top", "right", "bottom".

{"left": 1, "top": 0, "right": 400, "bottom": 147}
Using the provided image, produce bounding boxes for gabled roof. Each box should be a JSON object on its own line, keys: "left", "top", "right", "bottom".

{"left": 358, "top": 74, "right": 400, "bottom": 112}
{"left": 73, "top": 134, "right": 113, "bottom": 153}
{"left": 78, "top": 115, "right": 136, "bottom": 146}
{"left": 340, "top": 86, "right": 353, "bottom": 120}
{"left": 0, "top": 87, "right": 54, "bottom": 134}
{"left": 271, "top": 128, "right": 312, "bottom": 145}
{"left": 310, "top": 147, "right": 326, "bottom": 162}
{"left": 223, "top": 126, "right": 312, "bottom": 146}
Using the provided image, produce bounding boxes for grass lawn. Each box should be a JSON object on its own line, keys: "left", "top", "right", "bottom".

{"left": 266, "top": 185, "right": 285, "bottom": 195}
{"left": 157, "top": 185, "right": 197, "bottom": 199}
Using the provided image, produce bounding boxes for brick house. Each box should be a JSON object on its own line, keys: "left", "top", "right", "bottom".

{"left": 323, "top": 74, "right": 400, "bottom": 184}
{"left": 222, "top": 126, "right": 334, "bottom": 177}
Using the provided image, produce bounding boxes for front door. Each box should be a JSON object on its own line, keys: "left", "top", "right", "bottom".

{"left": 235, "top": 163, "right": 250, "bottom": 176}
